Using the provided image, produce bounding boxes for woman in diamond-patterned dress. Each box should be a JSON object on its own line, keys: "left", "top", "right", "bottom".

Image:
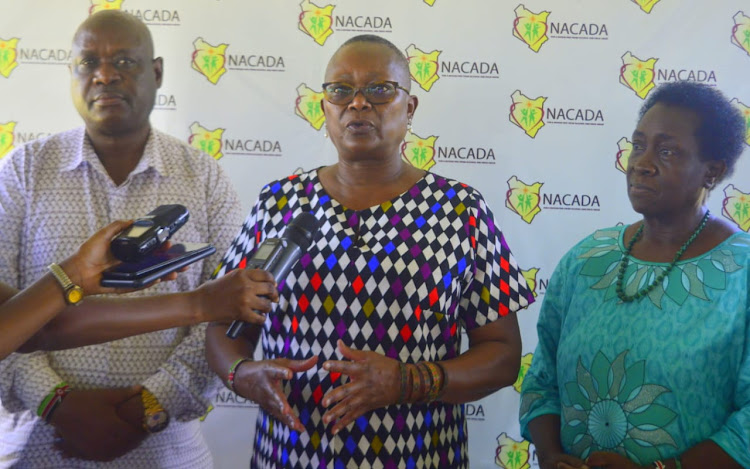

{"left": 206, "top": 35, "right": 534, "bottom": 469}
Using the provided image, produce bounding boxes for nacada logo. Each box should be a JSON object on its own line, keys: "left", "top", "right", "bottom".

{"left": 632, "top": 0, "right": 661, "bottom": 14}
{"left": 619, "top": 52, "right": 657, "bottom": 99}
{"left": 401, "top": 130, "right": 437, "bottom": 171}
{"left": 730, "top": 98, "right": 750, "bottom": 146}
{"left": 90, "top": 0, "right": 181, "bottom": 25}
{"left": 513, "top": 5, "right": 549, "bottom": 52}
{"left": 513, "top": 4, "right": 608, "bottom": 52}
{"left": 189, "top": 122, "right": 282, "bottom": 159}
{"left": 213, "top": 389, "right": 259, "bottom": 409}
{"left": 723, "top": 185, "right": 750, "bottom": 232}
{"left": 509, "top": 91, "right": 545, "bottom": 138}
{"left": 192, "top": 38, "right": 227, "bottom": 84}
{"left": 0, "top": 121, "right": 16, "bottom": 158}
{"left": 0, "top": 122, "right": 53, "bottom": 158}
{"left": 423, "top": 0, "right": 436, "bottom": 5}
{"left": 620, "top": 51, "right": 718, "bottom": 99}
{"left": 189, "top": 123, "right": 224, "bottom": 160}
{"left": 465, "top": 403, "right": 485, "bottom": 421}
{"left": 514, "top": 352, "right": 534, "bottom": 393}
{"left": 495, "top": 433, "right": 531, "bottom": 469}
{"left": 298, "top": 0, "right": 335, "bottom": 46}
{"left": 616, "top": 137, "right": 633, "bottom": 173}
{"left": 406, "top": 45, "right": 440, "bottom": 91}
{"left": 506, "top": 175, "right": 601, "bottom": 223}
{"left": 732, "top": 12, "right": 750, "bottom": 57}
{"left": 294, "top": 84, "right": 326, "bottom": 131}
{"left": 0, "top": 39, "right": 18, "bottom": 78}
{"left": 1, "top": 38, "right": 71, "bottom": 73}
{"left": 90, "top": 0, "right": 122, "bottom": 14}
{"left": 521, "top": 269, "right": 539, "bottom": 300}
{"left": 506, "top": 176, "right": 543, "bottom": 224}
{"left": 405, "top": 44, "right": 498, "bottom": 90}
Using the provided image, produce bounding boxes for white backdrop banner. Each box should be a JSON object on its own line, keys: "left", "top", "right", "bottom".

{"left": 2, "top": 0, "right": 750, "bottom": 468}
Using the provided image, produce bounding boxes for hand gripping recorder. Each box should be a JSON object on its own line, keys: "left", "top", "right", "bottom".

{"left": 110, "top": 205, "right": 190, "bottom": 262}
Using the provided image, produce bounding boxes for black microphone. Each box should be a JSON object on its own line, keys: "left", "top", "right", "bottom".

{"left": 225, "top": 212, "right": 320, "bottom": 339}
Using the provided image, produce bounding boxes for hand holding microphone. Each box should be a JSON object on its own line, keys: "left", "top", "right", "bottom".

{"left": 225, "top": 212, "right": 320, "bottom": 339}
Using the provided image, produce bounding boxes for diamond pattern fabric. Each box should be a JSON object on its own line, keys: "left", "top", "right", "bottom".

{"left": 214, "top": 169, "right": 534, "bottom": 468}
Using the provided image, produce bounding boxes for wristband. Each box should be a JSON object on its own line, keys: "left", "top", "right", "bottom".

{"left": 397, "top": 362, "right": 408, "bottom": 404}
{"left": 227, "top": 358, "right": 251, "bottom": 393}
{"left": 38, "top": 382, "right": 70, "bottom": 423}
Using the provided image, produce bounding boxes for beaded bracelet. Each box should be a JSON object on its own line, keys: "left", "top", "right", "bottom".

{"left": 226, "top": 358, "right": 251, "bottom": 393}
{"left": 409, "top": 365, "right": 421, "bottom": 402}
{"left": 37, "top": 382, "right": 70, "bottom": 423}
{"left": 417, "top": 363, "right": 433, "bottom": 403}
{"left": 397, "top": 362, "right": 408, "bottom": 404}
{"left": 424, "top": 362, "right": 445, "bottom": 402}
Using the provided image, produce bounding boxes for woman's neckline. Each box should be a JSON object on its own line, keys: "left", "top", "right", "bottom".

{"left": 616, "top": 223, "right": 746, "bottom": 265}
{"left": 313, "top": 166, "right": 431, "bottom": 212}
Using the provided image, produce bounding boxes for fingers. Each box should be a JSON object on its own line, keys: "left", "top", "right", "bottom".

{"left": 283, "top": 356, "right": 318, "bottom": 372}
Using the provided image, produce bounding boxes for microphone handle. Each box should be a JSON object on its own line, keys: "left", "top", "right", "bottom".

{"left": 226, "top": 242, "right": 303, "bottom": 340}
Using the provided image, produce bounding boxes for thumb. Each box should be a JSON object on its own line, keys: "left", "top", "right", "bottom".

{"left": 99, "top": 219, "right": 134, "bottom": 240}
{"left": 102, "top": 385, "right": 143, "bottom": 404}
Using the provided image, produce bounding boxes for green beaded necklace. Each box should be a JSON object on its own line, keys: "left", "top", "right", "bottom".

{"left": 615, "top": 210, "right": 711, "bottom": 302}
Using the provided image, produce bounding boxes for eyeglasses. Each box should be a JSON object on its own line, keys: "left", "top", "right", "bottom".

{"left": 321, "top": 81, "right": 410, "bottom": 105}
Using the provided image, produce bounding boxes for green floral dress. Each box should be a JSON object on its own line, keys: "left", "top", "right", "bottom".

{"left": 519, "top": 226, "right": 750, "bottom": 467}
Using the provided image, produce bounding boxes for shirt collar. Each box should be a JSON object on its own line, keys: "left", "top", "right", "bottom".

{"left": 60, "top": 127, "right": 169, "bottom": 178}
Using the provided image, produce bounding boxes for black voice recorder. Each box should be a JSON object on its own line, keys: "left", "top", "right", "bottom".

{"left": 110, "top": 204, "right": 190, "bottom": 262}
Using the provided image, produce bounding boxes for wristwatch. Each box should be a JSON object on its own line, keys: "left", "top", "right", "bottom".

{"left": 47, "top": 263, "right": 84, "bottom": 306}
{"left": 141, "top": 388, "right": 170, "bottom": 433}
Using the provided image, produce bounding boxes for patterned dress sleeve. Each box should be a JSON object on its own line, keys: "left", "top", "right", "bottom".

{"left": 212, "top": 184, "right": 272, "bottom": 280}
{"left": 707, "top": 282, "right": 750, "bottom": 467}
{"left": 458, "top": 190, "right": 534, "bottom": 330}
{"left": 518, "top": 248, "right": 576, "bottom": 441}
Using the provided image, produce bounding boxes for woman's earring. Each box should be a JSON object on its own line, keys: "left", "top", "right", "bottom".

{"left": 323, "top": 129, "right": 328, "bottom": 138}
{"left": 407, "top": 117, "right": 413, "bottom": 132}
{"left": 704, "top": 178, "right": 715, "bottom": 189}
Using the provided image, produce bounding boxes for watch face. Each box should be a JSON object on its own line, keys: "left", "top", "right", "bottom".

{"left": 66, "top": 286, "right": 84, "bottom": 305}
{"left": 145, "top": 411, "right": 170, "bottom": 433}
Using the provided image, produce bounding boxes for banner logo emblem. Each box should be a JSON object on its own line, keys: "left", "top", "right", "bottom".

{"left": 509, "top": 90, "right": 546, "bottom": 138}
{"left": 730, "top": 99, "right": 750, "bottom": 146}
{"left": 89, "top": 0, "right": 123, "bottom": 14}
{"left": 192, "top": 38, "right": 228, "bottom": 84}
{"left": 506, "top": 176, "right": 543, "bottom": 224}
{"left": 723, "top": 185, "right": 750, "bottom": 232}
{"left": 0, "top": 121, "right": 16, "bottom": 158}
{"left": 189, "top": 122, "right": 225, "bottom": 160}
{"left": 406, "top": 45, "right": 441, "bottom": 92}
{"left": 513, "top": 4, "right": 550, "bottom": 52}
{"left": 495, "top": 433, "right": 531, "bottom": 469}
{"left": 620, "top": 52, "right": 657, "bottom": 99}
{"left": 401, "top": 130, "right": 437, "bottom": 170}
{"left": 732, "top": 12, "right": 750, "bottom": 57}
{"left": 0, "top": 38, "right": 19, "bottom": 78}
{"left": 298, "top": 0, "right": 335, "bottom": 46}
{"left": 632, "top": 0, "right": 661, "bottom": 13}
{"left": 616, "top": 137, "right": 633, "bottom": 173}
{"left": 295, "top": 84, "right": 326, "bottom": 130}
